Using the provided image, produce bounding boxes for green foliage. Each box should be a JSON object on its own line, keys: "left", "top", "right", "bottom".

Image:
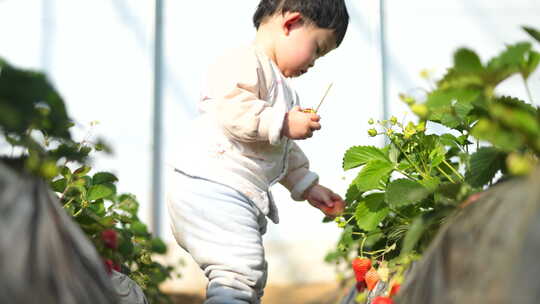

{"left": 0, "top": 58, "right": 70, "bottom": 138}
{"left": 327, "top": 26, "right": 540, "bottom": 285}
{"left": 343, "top": 146, "right": 389, "bottom": 170}
{"left": 523, "top": 26, "right": 540, "bottom": 44}
{"left": 0, "top": 57, "right": 178, "bottom": 303}
{"left": 465, "top": 147, "right": 506, "bottom": 187}
{"left": 354, "top": 193, "right": 388, "bottom": 231}
{"left": 0, "top": 58, "right": 91, "bottom": 179}
{"left": 352, "top": 160, "right": 394, "bottom": 192}
{"left": 54, "top": 163, "right": 177, "bottom": 303}
{"left": 385, "top": 179, "right": 430, "bottom": 208}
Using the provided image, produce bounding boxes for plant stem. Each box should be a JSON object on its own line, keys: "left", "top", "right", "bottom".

{"left": 352, "top": 232, "right": 366, "bottom": 236}
{"left": 388, "top": 206, "right": 408, "bottom": 219}
{"left": 396, "top": 168, "right": 417, "bottom": 181}
{"left": 523, "top": 76, "right": 535, "bottom": 104}
{"left": 368, "top": 243, "right": 397, "bottom": 260}
{"left": 391, "top": 138, "right": 427, "bottom": 179}
{"left": 442, "top": 159, "right": 464, "bottom": 181}
{"left": 73, "top": 208, "right": 83, "bottom": 217}
{"left": 63, "top": 197, "right": 75, "bottom": 208}
{"left": 360, "top": 235, "right": 367, "bottom": 257}
{"left": 437, "top": 166, "right": 455, "bottom": 183}
{"left": 343, "top": 215, "right": 356, "bottom": 226}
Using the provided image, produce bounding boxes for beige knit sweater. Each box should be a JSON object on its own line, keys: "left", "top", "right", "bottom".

{"left": 170, "top": 45, "right": 319, "bottom": 223}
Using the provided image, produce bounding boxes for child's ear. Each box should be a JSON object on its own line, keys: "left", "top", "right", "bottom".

{"left": 282, "top": 11, "right": 302, "bottom": 36}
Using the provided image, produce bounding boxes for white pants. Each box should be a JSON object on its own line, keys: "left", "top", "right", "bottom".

{"left": 167, "top": 169, "right": 268, "bottom": 304}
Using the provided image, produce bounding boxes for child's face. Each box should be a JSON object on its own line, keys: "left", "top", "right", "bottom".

{"left": 275, "top": 13, "right": 337, "bottom": 78}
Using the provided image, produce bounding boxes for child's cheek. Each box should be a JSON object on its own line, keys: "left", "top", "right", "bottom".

{"left": 293, "top": 47, "right": 312, "bottom": 69}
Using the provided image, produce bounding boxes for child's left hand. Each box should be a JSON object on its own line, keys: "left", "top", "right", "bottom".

{"left": 303, "top": 184, "right": 345, "bottom": 218}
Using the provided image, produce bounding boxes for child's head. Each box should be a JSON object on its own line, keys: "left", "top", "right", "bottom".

{"left": 253, "top": 0, "right": 349, "bottom": 77}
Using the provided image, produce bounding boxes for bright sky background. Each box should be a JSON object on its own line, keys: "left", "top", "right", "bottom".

{"left": 1, "top": 0, "right": 539, "bottom": 247}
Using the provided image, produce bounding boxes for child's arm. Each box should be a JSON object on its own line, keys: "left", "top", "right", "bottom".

{"left": 279, "top": 141, "right": 319, "bottom": 200}
{"left": 279, "top": 142, "right": 344, "bottom": 217}
{"left": 303, "top": 184, "right": 345, "bottom": 218}
{"left": 203, "top": 48, "right": 316, "bottom": 145}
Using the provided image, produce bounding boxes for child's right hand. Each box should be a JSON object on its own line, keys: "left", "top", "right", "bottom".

{"left": 282, "top": 106, "right": 321, "bottom": 139}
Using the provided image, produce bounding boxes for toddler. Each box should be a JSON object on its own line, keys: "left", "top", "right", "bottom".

{"left": 167, "top": 1, "right": 349, "bottom": 303}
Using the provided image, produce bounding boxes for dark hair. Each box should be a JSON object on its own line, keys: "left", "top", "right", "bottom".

{"left": 253, "top": 0, "right": 349, "bottom": 47}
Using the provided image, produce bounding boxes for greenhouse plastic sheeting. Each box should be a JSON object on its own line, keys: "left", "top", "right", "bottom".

{"left": 0, "top": 161, "right": 147, "bottom": 304}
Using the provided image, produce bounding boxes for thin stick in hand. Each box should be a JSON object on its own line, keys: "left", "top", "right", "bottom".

{"left": 315, "top": 82, "right": 333, "bottom": 113}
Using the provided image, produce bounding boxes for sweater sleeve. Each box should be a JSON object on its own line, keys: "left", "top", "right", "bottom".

{"left": 200, "top": 48, "right": 285, "bottom": 145}
{"left": 279, "top": 141, "right": 319, "bottom": 201}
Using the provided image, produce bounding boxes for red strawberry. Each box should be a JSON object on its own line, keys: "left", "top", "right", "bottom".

{"left": 352, "top": 257, "right": 371, "bottom": 281}
{"left": 365, "top": 267, "right": 380, "bottom": 291}
{"left": 112, "top": 262, "right": 121, "bottom": 272}
{"left": 101, "top": 229, "right": 118, "bottom": 249}
{"left": 104, "top": 259, "right": 114, "bottom": 274}
{"left": 389, "top": 283, "right": 401, "bottom": 297}
{"left": 355, "top": 281, "right": 367, "bottom": 292}
{"left": 372, "top": 296, "right": 394, "bottom": 304}
{"left": 103, "top": 259, "right": 121, "bottom": 274}
{"left": 319, "top": 199, "right": 345, "bottom": 217}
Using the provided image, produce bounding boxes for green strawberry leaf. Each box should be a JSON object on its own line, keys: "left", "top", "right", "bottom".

{"left": 437, "top": 182, "right": 463, "bottom": 199}
{"left": 92, "top": 172, "right": 118, "bottom": 185}
{"left": 523, "top": 26, "right": 540, "bottom": 44}
{"left": 426, "top": 88, "right": 480, "bottom": 126}
{"left": 354, "top": 193, "right": 389, "bottom": 231}
{"left": 60, "top": 166, "right": 72, "bottom": 178}
{"left": 437, "top": 68, "right": 484, "bottom": 90}
{"left": 117, "top": 194, "right": 140, "bottom": 215}
{"left": 439, "top": 134, "right": 460, "bottom": 148}
{"left": 454, "top": 48, "right": 484, "bottom": 73}
{"left": 151, "top": 238, "right": 167, "bottom": 254}
{"left": 89, "top": 199, "right": 106, "bottom": 217}
{"left": 353, "top": 160, "right": 395, "bottom": 192}
{"left": 521, "top": 50, "right": 540, "bottom": 79}
{"left": 428, "top": 144, "right": 446, "bottom": 168}
{"left": 51, "top": 178, "right": 67, "bottom": 193}
{"left": 400, "top": 216, "right": 425, "bottom": 256}
{"left": 486, "top": 42, "right": 531, "bottom": 85}
{"left": 343, "top": 146, "right": 389, "bottom": 170}
{"left": 74, "top": 165, "right": 91, "bottom": 177}
{"left": 490, "top": 103, "right": 540, "bottom": 136}
{"left": 345, "top": 183, "right": 362, "bottom": 203}
{"left": 119, "top": 236, "right": 134, "bottom": 256}
{"left": 471, "top": 119, "right": 525, "bottom": 151}
{"left": 386, "top": 178, "right": 431, "bottom": 207}
{"left": 418, "top": 176, "right": 441, "bottom": 192}
{"left": 131, "top": 221, "right": 148, "bottom": 236}
{"left": 87, "top": 183, "right": 116, "bottom": 201}
{"left": 465, "top": 147, "right": 506, "bottom": 187}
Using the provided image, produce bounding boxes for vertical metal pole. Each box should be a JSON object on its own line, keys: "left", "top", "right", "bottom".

{"left": 379, "top": 0, "right": 390, "bottom": 144}
{"left": 151, "top": 0, "right": 164, "bottom": 236}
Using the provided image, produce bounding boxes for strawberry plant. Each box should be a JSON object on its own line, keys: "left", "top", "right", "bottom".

{"left": 327, "top": 26, "right": 540, "bottom": 302}
{"left": 0, "top": 58, "right": 179, "bottom": 303}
